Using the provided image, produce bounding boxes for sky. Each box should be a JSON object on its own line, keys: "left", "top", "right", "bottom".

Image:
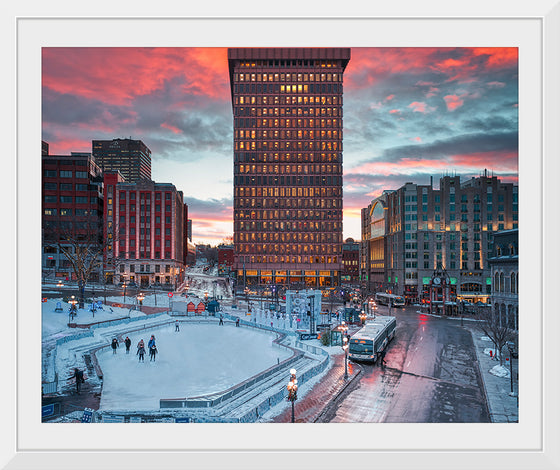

{"left": 42, "top": 47, "right": 518, "bottom": 245}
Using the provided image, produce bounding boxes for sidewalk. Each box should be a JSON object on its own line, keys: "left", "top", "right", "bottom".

{"left": 272, "top": 354, "right": 361, "bottom": 423}
{"left": 467, "top": 326, "right": 519, "bottom": 423}
{"left": 42, "top": 381, "right": 102, "bottom": 422}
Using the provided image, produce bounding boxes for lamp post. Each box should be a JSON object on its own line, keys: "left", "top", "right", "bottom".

{"left": 122, "top": 282, "right": 127, "bottom": 305}
{"left": 359, "top": 310, "right": 366, "bottom": 326}
{"left": 137, "top": 292, "right": 144, "bottom": 313}
{"left": 286, "top": 368, "right": 298, "bottom": 423}
{"left": 342, "top": 336, "right": 349, "bottom": 379}
{"left": 69, "top": 295, "right": 78, "bottom": 323}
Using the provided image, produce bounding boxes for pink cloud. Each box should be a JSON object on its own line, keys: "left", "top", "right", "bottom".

{"left": 385, "top": 94, "right": 395, "bottom": 101}
{"left": 426, "top": 87, "right": 440, "bottom": 98}
{"left": 161, "top": 122, "right": 183, "bottom": 134}
{"left": 443, "top": 94, "right": 464, "bottom": 111}
{"left": 408, "top": 101, "right": 435, "bottom": 113}
{"left": 389, "top": 109, "right": 401, "bottom": 114}
{"left": 487, "top": 81, "right": 506, "bottom": 88}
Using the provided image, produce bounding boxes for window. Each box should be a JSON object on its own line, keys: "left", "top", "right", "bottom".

{"left": 43, "top": 182, "right": 57, "bottom": 190}
{"left": 60, "top": 196, "right": 73, "bottom": 203}
{"left": 59, "top": 183, "right": 73, "bottom": 191}
{"left": 75, "top": 171, "right": 88, "bottom": 179}
{"left": 60, "top": 208, "right": 72, "bottom": 216}
{"left": 44, "top": 170, "right": 57, "bottom": 177}
{"left": 76, "top": 184, "right": 89, "bottom": 191}
{"left": 75, "top": 196, "right": 88, "bottom": 204}
{"left": 165, "top": 205, "right": 171, "bottom": 212}
{"left": 60, "top": 170, "right": 72, "bottom": 178}
{"left": 44, "top": 195, "right": 57, "bottom": 203}
{"left": 44, "top": 208, "right": 57, "bottom": 216}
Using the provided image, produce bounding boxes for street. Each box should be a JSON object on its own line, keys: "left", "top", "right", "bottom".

{"left": 320, "top": 306, "right": 490, "bottom": 423}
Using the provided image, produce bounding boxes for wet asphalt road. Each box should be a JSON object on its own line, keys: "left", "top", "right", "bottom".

{"left": 321, "top": 306, "right": 490, "bottom": 423}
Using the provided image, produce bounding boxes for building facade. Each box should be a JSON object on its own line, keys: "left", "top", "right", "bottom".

{"left": 361, "top": 172, "right": 518, "bottom": 304}
{"left": 341, "top": 238, "right": 360, "bottom": 285}
{"left": 228, "top": 47, "right": 351, "bottom": 288}
{"left": 103, "top": 175, "right": 187, "bottom": 287}
{"left": 93, "top": 138, "right": 151, "bottom": 183}
{"left": 42, "top": 144, "right": 104, "bottom": 281}
{"left": 489, "top": 229, "right": 518, "bottom": 330}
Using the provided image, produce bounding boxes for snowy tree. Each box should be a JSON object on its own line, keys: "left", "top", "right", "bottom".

{"left": 43, "top": 215, "right": 107, "bottom": 307}
{"left": 477, "top": 307, "right": 516, "bottom": 366}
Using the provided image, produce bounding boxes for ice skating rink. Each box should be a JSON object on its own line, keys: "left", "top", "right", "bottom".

{"left": 97, "top": 323, "right": 291, "bottom": 410}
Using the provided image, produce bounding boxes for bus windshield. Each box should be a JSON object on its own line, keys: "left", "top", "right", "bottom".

{"left": 349, "top": 339, "right": 373, "bottom": 354}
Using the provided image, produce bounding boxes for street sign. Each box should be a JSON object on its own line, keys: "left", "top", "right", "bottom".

{"left": 42, "top": 404, "right": 55, "bottom": 418}
{"left": 168, "top": 292, "right": 173, "bottom": 298}
{"left": 81, "top": 408, "right": 94, "bottom": 423}
{"left": 299, "top": 333, "right": 318, "bottom": 341}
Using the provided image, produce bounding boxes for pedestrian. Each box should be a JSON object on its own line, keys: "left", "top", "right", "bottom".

{"left": 124, "top": 336, "right": 131, "bottom": 354}
{"left": 137, "top": 340, "right": 146, "bottom": 362}
{"left": 271, "top": 321, "right": 273, "bottom": 328}
{"left": 68, "top": 368, "right": 85, "bottom": 394}
{"left": 175, "top": 320, "right": 180, "bottom": 332}
{"left": 148, "top": 335, "right": 156, "bottom": 350}
{"left": 219, "top": 314, "right": 224, "bottom": 326}
{"left": 111, "top": 338, "right": 119, "bottom": 354}
{"left": 236, "top": 317, "right": 240, "bottom": 327}
{"left": 379, "top": 349, "right": 387, "bottom": 369}
{"left": 149, "top": 344, "right": 158, "bottom": 362}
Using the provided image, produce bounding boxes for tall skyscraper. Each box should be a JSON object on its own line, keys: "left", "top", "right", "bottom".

{"left": 228, "top": 48, "right": 350, "bottom": 289}
{"left": 92, "top": 138, "right": 151, "bottom": 183}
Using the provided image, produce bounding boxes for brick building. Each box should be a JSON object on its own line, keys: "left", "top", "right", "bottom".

{"left": 342, "top": 238, "right": 360, "bottom": 285}
{"left": 103, "top": 174, "right": 188, "bottom": 287}
{"left": 42, "top": 143, "right": 104, "bottom": 281}
{"left": 228, "top": 47, "right": 351, "bottom": 289}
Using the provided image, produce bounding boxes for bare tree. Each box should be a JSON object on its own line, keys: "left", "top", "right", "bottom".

{"left": 477, "top": 307, "right": 516, "bottom": 366}
{"left": 43, "top": 215, "right": 107, "bottom": 307}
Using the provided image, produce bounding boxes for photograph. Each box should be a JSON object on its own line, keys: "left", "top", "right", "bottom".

{"left": 6, "top": 7, "right": 559, "bottom": 470}
{"left": 40, "top": 46, "right": 520, "bottom": 426}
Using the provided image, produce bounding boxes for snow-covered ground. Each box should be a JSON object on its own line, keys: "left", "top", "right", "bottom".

{"left": 42, "top": 269, "right": 340, "bottom": 418}
{"left": 97, "top": 323, "right": 291, "bottom": 411}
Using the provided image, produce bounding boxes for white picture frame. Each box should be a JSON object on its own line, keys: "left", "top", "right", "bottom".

{"left": 5, "top": 2, "right": 559, "bottom": 468}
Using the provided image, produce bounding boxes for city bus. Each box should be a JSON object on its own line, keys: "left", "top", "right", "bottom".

{"left": 375, "top": 293, "right": 406, "bottom": 307}
{"left": 348, "top": 316, "right": 397, "bottom": 363}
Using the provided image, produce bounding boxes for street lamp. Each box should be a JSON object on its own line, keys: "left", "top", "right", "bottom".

{"left": 68, "top": 295, "right": 78, "bottom": 322}
{"left": 286, "top": 368, "right": 298, "bottom": 423}
{"left": 122, "top": 282, "right": 127, "bottom": 304}
{"left": 204, "top": 291, "right": 208, "bottom": 305}
{"left": 137, "top": 292, "right": 144, "bottom": 313}
{"left": 342, "top": 336, "right": 349, "bottom": 379}
{"left": 359, "top": 310, "right": 366, "bottom": 326}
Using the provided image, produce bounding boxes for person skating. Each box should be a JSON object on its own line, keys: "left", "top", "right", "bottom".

{"left": 236, "top": 317, "right": 240, "bottom": 327}
{"left": 111, "top": 338, "right": 119, "bottom": 354}
{"left": 68, "top": 367, "right": 85, "bottom": 394}
{"left": 148, "top": 335, "right": 156, "bottom": 350}
{"left": 175, "top": 320, "right": 180, "bottom": 332}
{"left": 219, "top": 314, "right": 224, "bottom": 326}
{"left": 137, "top": 339, "right": 146, "bottom": 362}
{"left": 149, "top": 344, "right": 158, "bottom": 361}
{"left": 124, "top": 336, "right": 131, "bottom": 354}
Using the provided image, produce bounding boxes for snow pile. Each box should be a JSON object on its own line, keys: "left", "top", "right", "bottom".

{"left": 489, "top": 364, "right": 511, "bottom": 378}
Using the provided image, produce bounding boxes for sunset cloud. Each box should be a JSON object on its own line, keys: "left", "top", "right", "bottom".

{"left": 42, "top": 46, "right": 518, "bottom": 243}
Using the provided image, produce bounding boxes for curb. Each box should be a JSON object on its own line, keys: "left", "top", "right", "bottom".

{"left": 312, "top": 363, "right": 363, "bottom": 423}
